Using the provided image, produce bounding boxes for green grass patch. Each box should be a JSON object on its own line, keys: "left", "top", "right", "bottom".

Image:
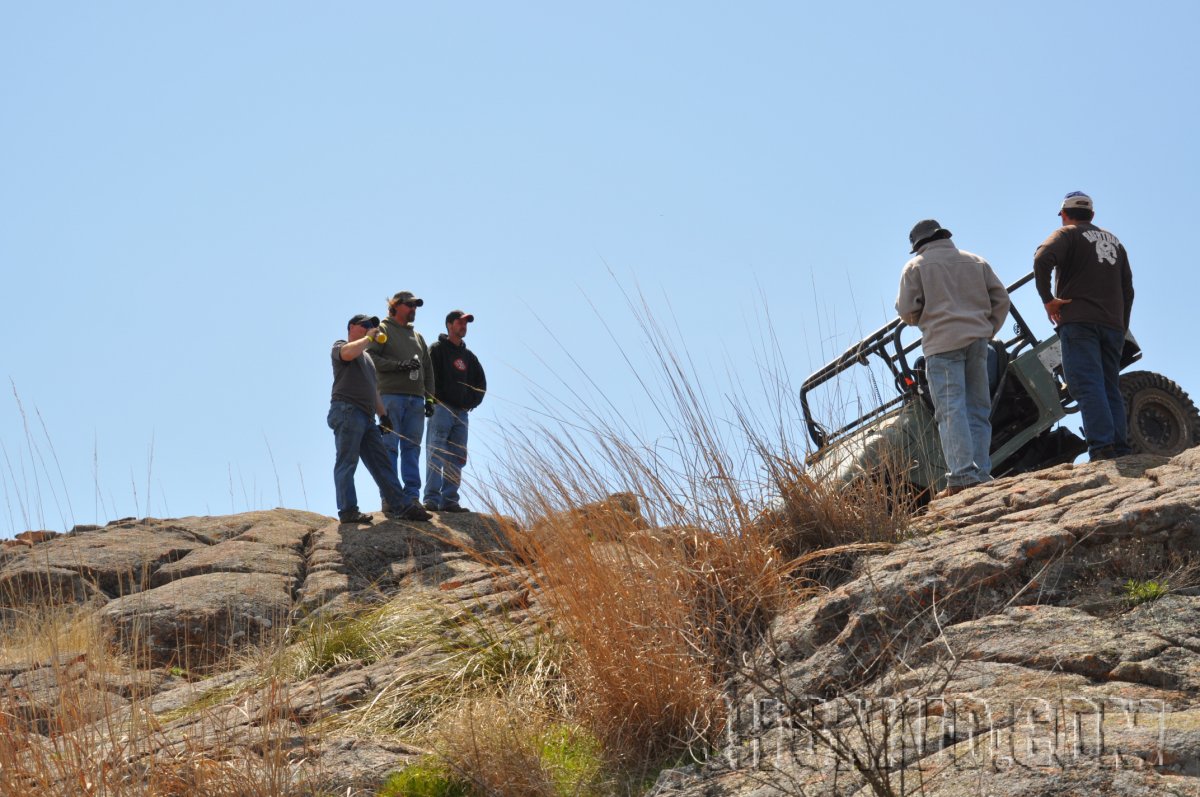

{"left": 377, "top": 760, "right": 470, "bottom": 797}
{"left": 537, "top": 723, "right": 605, "bottom": 796}
{"left": 1125, "top": 578, "right": 1169, "bottom": 606}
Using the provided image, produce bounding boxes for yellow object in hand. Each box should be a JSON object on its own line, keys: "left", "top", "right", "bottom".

{"left": 374, "top": 330, "right": 388, "bottom": 344}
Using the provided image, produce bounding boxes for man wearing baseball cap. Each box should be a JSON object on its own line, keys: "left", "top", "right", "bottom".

{"left": 1034, "top": 191, "right": 1135, "bottom": 461}
{"left": 897, "top": 219, "right": 1010, "bottom": 498}
{"left": 423, "top": 310, "right": 487, "bottom": 512}
{"left": 368, "top": 291, "right": 435, "bottom": 521}
{"left": 328, "top": 314, "right": 410, "bottom": 524}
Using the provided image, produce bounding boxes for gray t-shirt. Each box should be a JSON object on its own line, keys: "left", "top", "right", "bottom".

{"left": 330, "top": 341, "right": 378, "bottom": 416}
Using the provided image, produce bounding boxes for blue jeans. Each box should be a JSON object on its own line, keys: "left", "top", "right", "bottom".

{"left": 926, "top": 338, "right": 992, "bottom": 487}
{"left": 380, "top": 393, "right": 426, "bottom": 505}
{"left": 327, "top": 400, "right": 407, "bottom": 518}
{"left": 423, "top": 404, "right": 469, "bottom": 508}
{"left": 1058, "top": 323, "right": 1129, "bottom": 458}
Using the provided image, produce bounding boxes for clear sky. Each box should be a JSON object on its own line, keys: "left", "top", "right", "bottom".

{"left": 3, "top": 2, "right": 1197, "bottom": 535}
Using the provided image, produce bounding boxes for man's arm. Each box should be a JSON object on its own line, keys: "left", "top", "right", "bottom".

{"left": 465, "top": 350, "right": 487, "bottom": 407}
{"left": 984, "top": 264, "right": 1011, "bottom": 335}
{"left": 1121, "top": 248, "right": 1135, "bottom": 330}
{"left": 338, "top": 336, "right": 375, "bottom": 362}
{"left": 419, "top": 335, "right": 436, "bottom": 399}
{"left": 895, "top": 264, "right": 924, "bottom": 326}
{"left": 1033, "top": 230, "right": 1072, "bottom": 323}
{"left": 367, "top": 338, "right": 405, "bottom": 371}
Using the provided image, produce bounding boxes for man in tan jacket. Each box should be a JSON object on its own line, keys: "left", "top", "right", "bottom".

{"left": 897, "top": 219, "right": 1010, "bottom": 498}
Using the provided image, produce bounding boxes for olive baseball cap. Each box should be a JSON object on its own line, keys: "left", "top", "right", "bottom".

{"left": 388, "top": 291, "right": 424, "bottom": 307}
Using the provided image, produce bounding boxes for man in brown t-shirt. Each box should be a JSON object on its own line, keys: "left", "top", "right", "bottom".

{"left": 1034, "top": 191, "right": 1135, "bottom": 460}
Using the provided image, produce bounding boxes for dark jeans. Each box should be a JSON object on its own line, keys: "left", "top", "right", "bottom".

{"left": 327, "top": 400, "right": 406, "bottom": 517}
{"left": 1058, "top": 323, "right": 1129, "bottom": 458}
{"left": 380, "top": 393, "right": 426, "bottom": 505}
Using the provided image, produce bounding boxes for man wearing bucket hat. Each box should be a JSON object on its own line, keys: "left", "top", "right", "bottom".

{"left": 1034, "top": 191, "right": 1135, "bottom": 461}
{"left": 897, "top": 220, "right": 1010, "bottom": 498}
{"left": 368, "top": 291, "right": 435, "bottom": 521}
{"left": 328, "top": 314, "right": 410, "bottom": 524}
{"left": 423, "top": 310, "right": 487, "bottom": 513}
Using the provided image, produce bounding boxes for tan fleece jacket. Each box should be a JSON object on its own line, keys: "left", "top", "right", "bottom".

{"left": 895, "top": 239, "right": 1011, "bottom": 356}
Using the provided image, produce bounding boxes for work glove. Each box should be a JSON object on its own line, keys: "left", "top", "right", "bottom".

{"left": 424, "top": 400, "right": 435, "bottom": 418}
{"left": 398, "top": 356, "right": 422, "bottom": 372}
{"left": 378, "top": 415, "right": 393, "bottom": 434}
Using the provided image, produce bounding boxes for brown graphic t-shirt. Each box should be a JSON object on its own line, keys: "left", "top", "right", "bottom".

{"left": 1034, "top": 222, "right": 1134, "bottom": 330}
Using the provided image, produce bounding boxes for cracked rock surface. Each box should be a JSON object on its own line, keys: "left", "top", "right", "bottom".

{"left": 7, "top": 449, "right": 1200, "bottom": 794}
{"left": 660, "top": 449, "right": 1200, "bottom": 796}
{"left": 0, "top": 507, "right": 523, "bottom": 794}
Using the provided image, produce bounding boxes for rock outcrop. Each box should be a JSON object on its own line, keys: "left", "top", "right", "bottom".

{"left": 4, "top": 450, "right": 1200, "bottom": 794}
{"left": 658, "top": 450, "right": 1200, "bottom": 795}
{"left": 0, "top": 507, "right": 522, "bottom": 793}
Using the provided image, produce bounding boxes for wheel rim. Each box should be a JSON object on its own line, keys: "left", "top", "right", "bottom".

{"left": 1131, "top": 389, "right": 1188, "bottom": 453}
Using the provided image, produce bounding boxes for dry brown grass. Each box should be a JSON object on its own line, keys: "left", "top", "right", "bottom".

{"left": 1, "top": 294, "right": 922, "bottom": 793}
{"left": 754, "top": 455, "right": 914, "bottom": 591}
{"left": 0, "top": 572, "right": 326, "bottom": 796}
{"left": 0, "top": 668, "right": 319, "bottom": 796}
{"left": 475, "top": 295, "right": 919, "bottom": 776}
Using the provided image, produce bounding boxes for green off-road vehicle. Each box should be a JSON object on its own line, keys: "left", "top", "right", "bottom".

{"left": 800, "top": 271, "right": 1200, "bottom": 497}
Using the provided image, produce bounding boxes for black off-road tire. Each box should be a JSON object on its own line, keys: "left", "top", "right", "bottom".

{"left": 1120, "top": 370, "right": 1200, "bottom": 457}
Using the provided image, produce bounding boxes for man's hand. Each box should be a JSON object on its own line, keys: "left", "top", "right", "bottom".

{"left": 424, "top": 400, "right": 435, "bottom": 418}
{"left": 1044, "top": 297, "right": 1072, "bottom": 325}
{"left": 378, "top": 414, "right": 393, "bottom": 434}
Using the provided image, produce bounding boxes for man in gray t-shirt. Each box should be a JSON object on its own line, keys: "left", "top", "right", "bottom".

{"left": 328, "top": 314, "right": 416, "bottom": 524}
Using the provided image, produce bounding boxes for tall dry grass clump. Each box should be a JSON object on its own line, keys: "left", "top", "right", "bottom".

{"left": 752, "top": 452, "right": 915, "bottom": 591}
{"left": 480, "top": 295, "right": 917, "bottom": 775}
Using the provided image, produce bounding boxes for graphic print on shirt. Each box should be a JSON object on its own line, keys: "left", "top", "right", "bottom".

{"left": 453, "top": 357, "right": 467, "bottom": 372}
{"left": 1083, "top": 229, "right": 1120, "bottom": 266}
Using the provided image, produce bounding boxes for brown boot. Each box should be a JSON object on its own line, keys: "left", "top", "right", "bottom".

{"left": 935, "top": 481, "right": 983, "bottom": 500}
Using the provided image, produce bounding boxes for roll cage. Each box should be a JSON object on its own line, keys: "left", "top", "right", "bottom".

{"left": 799, "top": 272, "right": 1049, "bottom": 451}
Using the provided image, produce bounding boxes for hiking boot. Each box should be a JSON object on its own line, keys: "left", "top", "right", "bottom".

{"left": 1090, "top": 445, "right": 1119, "bottom": 461}
{"left": 441, "top": 503, "right": 470, "bottom": 513}
{"left": 423, "top": 501, "right": 442, "bottom": 512}
{"left": 935, "top": 482, "right": 981, "bottom": 500}
{"left": 399, "top": 503, "right": 432, "bottom": 522}
{"left": 338, "top": 511, "right": 374, "bottom": 525}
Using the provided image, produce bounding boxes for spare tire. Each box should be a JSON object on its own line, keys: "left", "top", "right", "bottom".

{"left": 1120, "top": 370, "right": 1200, "bottom": 456}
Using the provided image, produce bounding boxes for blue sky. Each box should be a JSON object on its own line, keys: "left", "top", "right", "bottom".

{"left": 3, "top": 2, "right": 1197, "bottom": 534}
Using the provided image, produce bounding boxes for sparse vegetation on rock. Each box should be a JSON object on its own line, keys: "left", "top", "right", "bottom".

{"left": 3, "top": 445, "right": 1200, "bottom": 794}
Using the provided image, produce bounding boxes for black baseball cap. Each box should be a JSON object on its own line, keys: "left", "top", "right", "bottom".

{"left": 446, "top": 310, "right": 475, "bottom": 324}
{"left": 908, "top": 219, "right": 952, "bottom": 253}
{"left": 348, "top": 314, "right": 380, "bottom": 328}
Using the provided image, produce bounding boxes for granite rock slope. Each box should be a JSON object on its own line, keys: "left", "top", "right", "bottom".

{"left": 0, "top": 507, "right": 524, "bottom": 794}
{"left": 5, "top": 449, "right": 1200, "bottom": 794}
{"left": 658, "top": 450, "right": 1200, "bottom": 796}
